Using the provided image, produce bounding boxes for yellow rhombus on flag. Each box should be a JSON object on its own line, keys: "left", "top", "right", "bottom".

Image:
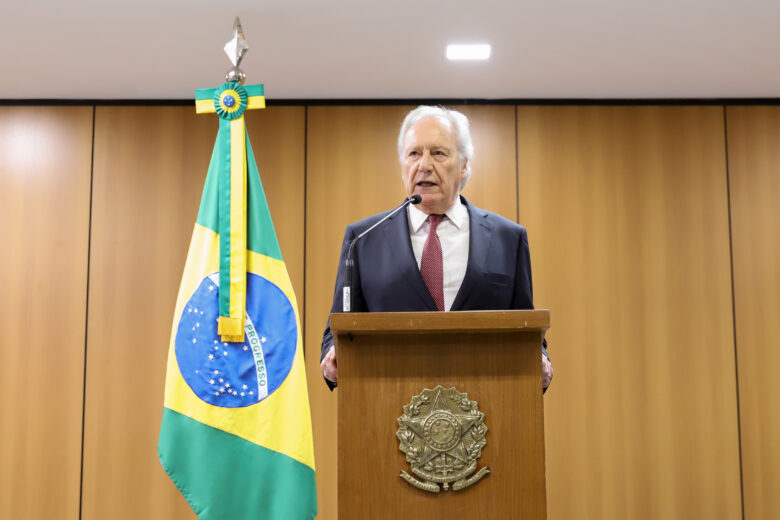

{"left": 158, "top": 82, "right": 316, "bottom": 520}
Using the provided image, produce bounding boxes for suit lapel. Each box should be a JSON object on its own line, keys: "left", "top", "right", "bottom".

{"left": 382, "top": 207, "right": 438, "bottom": 310}
{"left": 451, "top": 200, "right": 492, "bottom": 310}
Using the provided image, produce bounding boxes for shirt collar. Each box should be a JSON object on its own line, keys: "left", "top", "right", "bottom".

{"left": 408, "top": 197, "right": 467, "bottom": 232}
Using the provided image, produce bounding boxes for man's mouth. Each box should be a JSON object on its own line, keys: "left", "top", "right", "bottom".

{"left": 416, "top": 181, "right": 437, "bottom": 187}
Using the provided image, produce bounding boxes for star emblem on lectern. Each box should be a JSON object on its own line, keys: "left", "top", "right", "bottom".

{"left": 396, "top": 386, "right": 490, "bottom": 492}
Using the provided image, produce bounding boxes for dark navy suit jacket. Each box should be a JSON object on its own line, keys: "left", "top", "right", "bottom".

{"left": 321, "top": 196, "right": 547, "bottom": 389}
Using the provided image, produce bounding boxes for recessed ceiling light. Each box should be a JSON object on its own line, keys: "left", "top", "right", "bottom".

{"left": 446, "top": 44, "right": 491, "bottom": 61}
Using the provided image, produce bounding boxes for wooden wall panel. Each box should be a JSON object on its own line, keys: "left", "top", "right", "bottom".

{"left": 9, "top": 101, "right": 774, "bottom": 519}
{"left": 456, "top": 105, "right": 519, "bottom": 221}
{"left": 0, "top": 106, "right": 93, "bottom": 519}
{"left": 305, "top": 105, "right": 517, "bottom": 519}
{"left": 726, "top": 106, "right": 780, "bottom": 520}
{"left": 82, "top": 106, "right": 305, "bottom": 520}
{"left": 246, "top": 108, "right": 306, "bottom": 295}
{"left": 517, "top": 106, "right": 742, "bottom": 519}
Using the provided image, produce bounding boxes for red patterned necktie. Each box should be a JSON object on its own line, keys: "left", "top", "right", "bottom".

{"left": 420, "top": 214, "right": 445, "bottom": 311}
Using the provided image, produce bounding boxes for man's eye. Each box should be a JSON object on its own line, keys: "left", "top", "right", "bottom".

{"left": 408, "top": 151, "right": 420, "bottom": 157}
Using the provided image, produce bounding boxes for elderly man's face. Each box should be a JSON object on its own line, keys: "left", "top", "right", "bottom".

{"left": 400, "top": 116, "right": 467, "bottom": 215}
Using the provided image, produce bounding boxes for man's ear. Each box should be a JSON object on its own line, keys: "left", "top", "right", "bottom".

{"left": 460, "top": 158, "right": 469, "bottom": 186}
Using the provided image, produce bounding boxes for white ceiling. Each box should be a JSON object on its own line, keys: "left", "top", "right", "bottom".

{"left": 2, "top": 0, "right": 780, "bottom": 100}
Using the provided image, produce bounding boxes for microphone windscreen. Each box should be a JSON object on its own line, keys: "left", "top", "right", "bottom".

{"left": 410, "top": 194, "right": 422, "bottom": 204}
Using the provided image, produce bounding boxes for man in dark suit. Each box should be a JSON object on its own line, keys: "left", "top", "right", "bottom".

{"left": 320, "top": 106, "right": 552, "bottom": 390}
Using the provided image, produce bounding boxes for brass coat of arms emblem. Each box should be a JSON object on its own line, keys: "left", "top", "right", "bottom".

{"left": 396, "top": 386, "right": 489, "bottom": 492}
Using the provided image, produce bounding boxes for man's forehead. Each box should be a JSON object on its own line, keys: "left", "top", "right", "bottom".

{"left": 403, "top": 116, "right": 456, "bottom": 146}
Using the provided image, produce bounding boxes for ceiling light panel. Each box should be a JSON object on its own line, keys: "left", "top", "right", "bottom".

{"left": 446, "top": 44, "right": 491, "bottom": 61}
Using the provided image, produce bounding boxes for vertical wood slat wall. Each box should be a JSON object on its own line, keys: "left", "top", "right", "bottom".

{"left": 1, "top": 103, "right": 778, "bottom": 520}
{"left": 82, "top": 106, "right": 211, "bottom": 520}
{"left": 517, "top": 106, "right": 741, "bottom": 519}
{"left": 0, "top": 106, "right": 93, "bottom": 520}
{"left": 725, "top": 107, "right": 780, "bottom": 520}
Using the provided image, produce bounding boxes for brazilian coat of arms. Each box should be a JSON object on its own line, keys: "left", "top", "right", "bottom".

{"left": 396, "top": 386, "right": 490, "bottom": 492}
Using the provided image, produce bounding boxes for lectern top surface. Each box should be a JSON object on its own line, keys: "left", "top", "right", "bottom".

{"left": 330, "top": 309, "right": 550, "bottom": 335}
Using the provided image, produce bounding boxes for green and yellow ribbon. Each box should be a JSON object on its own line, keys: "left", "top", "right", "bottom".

{"left": 195, "top": 82, "right": 265, "bottom": 342}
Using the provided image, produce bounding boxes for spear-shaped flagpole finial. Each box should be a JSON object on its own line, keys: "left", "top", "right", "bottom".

{"left": 224, "top": 17, "right": 249, "bottom": 84}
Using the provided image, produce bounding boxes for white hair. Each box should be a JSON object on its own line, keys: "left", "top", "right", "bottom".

{"left": 397, "top": 105, "right": 474, "bottom": 189}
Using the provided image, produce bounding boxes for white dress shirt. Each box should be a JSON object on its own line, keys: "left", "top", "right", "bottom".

{"left": 407, "top": 198, "right": 470, "bottom": 311}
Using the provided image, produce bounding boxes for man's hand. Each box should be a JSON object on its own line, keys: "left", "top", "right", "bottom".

{"left": 542, "top": 353, "right": 553, "bottom": 389}
{"left": 321, "top": 345, "right": 338, "bottom": 383}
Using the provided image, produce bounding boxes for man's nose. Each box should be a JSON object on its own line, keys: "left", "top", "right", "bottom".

{"left": 418, "top": 150, "right": 433, "bottom": 171}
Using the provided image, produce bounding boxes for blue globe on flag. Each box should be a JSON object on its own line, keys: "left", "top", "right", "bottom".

{"left": 175, "top": 272, "right": 297, "bottom": 407}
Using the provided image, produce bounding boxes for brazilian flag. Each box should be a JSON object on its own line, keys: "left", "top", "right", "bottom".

{"left": 158, "top": 82, "right": 316, "bottom": 519}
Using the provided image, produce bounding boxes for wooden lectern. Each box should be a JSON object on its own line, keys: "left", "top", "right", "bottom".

{"left": 330, "top": 310, "right": 549, "bottom": 520}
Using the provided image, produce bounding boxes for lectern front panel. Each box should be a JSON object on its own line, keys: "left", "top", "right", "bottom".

{"left": 334, "top": 314, "right": 547, "bottom": 520}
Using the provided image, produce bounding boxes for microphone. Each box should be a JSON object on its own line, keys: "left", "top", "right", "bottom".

{"left": 343, "top": 195, "right": 422, "bottom": 312}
